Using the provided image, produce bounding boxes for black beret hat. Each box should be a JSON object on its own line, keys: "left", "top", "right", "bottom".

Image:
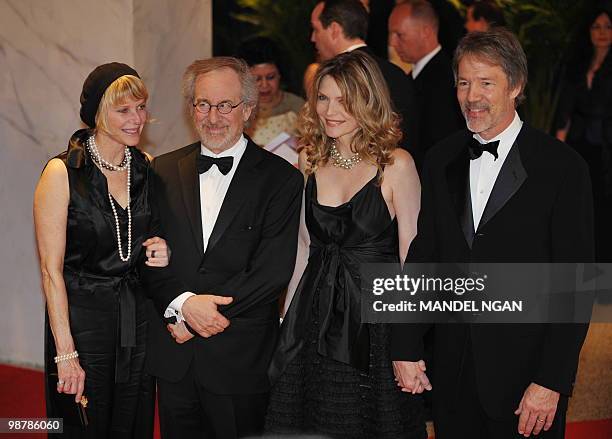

{"left": 79, "top": 62, "right": 140, "bottom": 128}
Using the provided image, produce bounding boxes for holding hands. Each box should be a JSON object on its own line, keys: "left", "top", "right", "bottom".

{"left": 392, "top": 360, "right": 432, "bottom": 394}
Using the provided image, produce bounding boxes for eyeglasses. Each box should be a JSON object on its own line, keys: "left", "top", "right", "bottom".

{"left": 193, "top": 100, "right": 243, "bottom": 115}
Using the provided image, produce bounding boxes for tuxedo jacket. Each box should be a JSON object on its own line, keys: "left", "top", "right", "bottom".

{"left": 391, "top": 124, "right": 594, "bottom": 419}
{"left": 413, "top": 50, "right": 464, "bottom": 155}
{"left": 354, "top": 46, "right": 421, "bottom": 164}
{"left": 142, "top": 139, "right": 303, "bottom": 394}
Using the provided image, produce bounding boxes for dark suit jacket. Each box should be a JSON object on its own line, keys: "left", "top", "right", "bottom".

{"left": 391, "top": 124, "right": 594, "bottom": 419}
{"left": 413, "top": 50, "right": 464, "bottom": 155}
{"left": 355, "top": 46, "right": 420, "bottom": 164}
{"left": 142, "top": 139, "right": 303, "bottom": 395}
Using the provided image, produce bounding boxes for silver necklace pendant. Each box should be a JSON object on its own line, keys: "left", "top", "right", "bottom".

{"left": 330, "top": 140, "right": 361, "bottom": 170}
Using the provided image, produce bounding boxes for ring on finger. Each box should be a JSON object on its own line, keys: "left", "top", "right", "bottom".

{"left": 536, "top": 418, "right": 545, "bottom": 423}
{"left": 151, "top": 250, "right": 156, "bottom": 258}
{"left": 57, "top": 380, "right": 64, "bottom": 385}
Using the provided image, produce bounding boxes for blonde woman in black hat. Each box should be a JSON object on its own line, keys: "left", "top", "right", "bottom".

{"left": 34, "top": 63, "right": 168, "bottom": 438}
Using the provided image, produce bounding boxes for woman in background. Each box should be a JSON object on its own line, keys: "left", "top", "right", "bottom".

{"left": 237, "top": 37, "right": 305, "bottom": 147}
{"left": 266, "top": 51, "right": 426, "bottom": 438}
{"left": 34, "top": 63, "right": 167, "bottom": 438}
{"left": 555, "top": 8, "right": 612, "bottom": 261}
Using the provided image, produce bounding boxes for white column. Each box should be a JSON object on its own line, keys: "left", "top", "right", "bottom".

{"left": 0, "top": 0, "right": 212, "bottom": 367}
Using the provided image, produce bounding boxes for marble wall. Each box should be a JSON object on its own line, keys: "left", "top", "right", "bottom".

{"left": 134, "top": 0, "right": 212, "bottom": 155}
{"left": 0, "top": 0, "right": 212, "bottom": 367}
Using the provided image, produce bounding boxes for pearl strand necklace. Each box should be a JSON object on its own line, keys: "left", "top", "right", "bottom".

{"left": 330, "top": 139, "right": 361, "bottom": 170}
{"left": 87, "top": 135, "right": 132, "bottom": 262}
{"left": 86, "top": 135, "right": 130, "bottom": 171}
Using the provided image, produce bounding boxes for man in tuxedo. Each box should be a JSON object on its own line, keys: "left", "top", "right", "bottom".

{"left": 389, "top": 0, "right": 463, "bottom": 156}
{"left": 310, "top": 0, "right": 421, "bottom": 164}
{"left": 391, "top": 29, "right": 594, "bottom": 438}
{"left": 142, "top": 57, "right": 303, "bottom": 438}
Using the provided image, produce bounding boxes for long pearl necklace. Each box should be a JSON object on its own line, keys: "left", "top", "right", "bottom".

{"left": 86, "top": 135, "right": 132, "bottom": 262}
{"left": 330, "top": 139, "right": 361, "bottom": 170}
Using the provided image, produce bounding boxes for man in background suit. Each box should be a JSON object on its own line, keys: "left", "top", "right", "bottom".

{"left": 391, "top": 29, "right": 594, "bottom": 439}
{"left": 465, "top": 0, "right": 506, "bottom": 33}
{"left": 142, "top": 57, "right": 303, "bottom": 438}
{"left": 310, "top": 0, "right": 421, "bottom": 164}
{"left": 389, "top": 0, "right": 463, "bottom": 156}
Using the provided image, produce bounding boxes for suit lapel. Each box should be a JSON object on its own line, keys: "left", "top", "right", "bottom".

{"left": 446, "top": 137, "right": 475, "bottom": 249}
{"left": 205, "top": 141, "right": 263, "bottom": 254}
{"left": 178, "top": 145, "right": 205, "bottom": 257}
{"left": 478, "top": 135, "right": 527, "bottom": 230}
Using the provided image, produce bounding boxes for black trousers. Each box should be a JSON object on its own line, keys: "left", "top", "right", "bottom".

{"left": 157, "top": 361, "right": 268, "bottom": 439}
{"left": 433, "top": 339, "right": 568, "bottom": 439}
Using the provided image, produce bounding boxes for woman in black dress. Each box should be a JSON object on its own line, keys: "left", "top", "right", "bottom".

{"left": 34, "top": 63, "right": 168, "bottom": 438}
{"left": 555, "top": 7, "right": 612, "bottom": 261}
{"left": 266, "top": 51, "right": 427, "bottom": 438}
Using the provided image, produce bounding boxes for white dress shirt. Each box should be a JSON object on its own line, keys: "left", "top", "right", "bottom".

{"left": 470, "top": 112, "right": 523, "bottom": 229}
{"left": 164, "top": 135, "right": 248, "bottom": 322}
{"left": 344, "top": 42, "right": 367, "bottom": 53}
{"left": 411, "top": 45, "right": 442, "bottom": 79}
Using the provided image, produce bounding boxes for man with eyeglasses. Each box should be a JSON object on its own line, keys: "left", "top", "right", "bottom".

{"left": 142, "top": 56, "right": 303, "bottom": 438}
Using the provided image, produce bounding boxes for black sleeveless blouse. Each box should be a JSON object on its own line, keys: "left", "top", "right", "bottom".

{"left": 52, "top": 128, "right": 154, "bottom": 382}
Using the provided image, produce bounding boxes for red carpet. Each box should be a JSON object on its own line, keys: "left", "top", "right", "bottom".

{"left": 0, "top": 364, "right": 159, "bottom": 438}
{"left": 1, "top": 364, "right": 610, "bottom": 438}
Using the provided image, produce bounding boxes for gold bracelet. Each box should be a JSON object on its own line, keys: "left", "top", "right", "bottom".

{"left": 54, "top": 350, "right": 79, "bottom": 363}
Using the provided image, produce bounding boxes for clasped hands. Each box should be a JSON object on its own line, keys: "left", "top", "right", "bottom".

{"left": 392, "top": 360, "right": 432, "bottom": 394}
{"left": 167, "top": 294, "right": 233, "bottom": 343}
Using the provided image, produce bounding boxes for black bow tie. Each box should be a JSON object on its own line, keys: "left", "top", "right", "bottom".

{"left": 196, "top": 154, "right": 234, "bottom": 175}
{"left": 468, "top": 138, "right": 500, "bottom": 161}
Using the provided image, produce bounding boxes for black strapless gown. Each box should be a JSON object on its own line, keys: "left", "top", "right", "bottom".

{"left": 44, "top": 130, "right": 155, "bottom": 438}
{"left": 266, "top": 174, "right": 426, "bottom": 438}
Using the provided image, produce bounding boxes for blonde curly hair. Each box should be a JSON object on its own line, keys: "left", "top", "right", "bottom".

{"left": 298, "top": 50, "right": 402, "bottom": 182}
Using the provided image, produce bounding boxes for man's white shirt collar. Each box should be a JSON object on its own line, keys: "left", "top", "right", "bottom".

{"left": 412, "top": 45, "right": 442, "bottom": 79}
{"left": 344, "top": 42, "right": 368, "bottom": 53}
